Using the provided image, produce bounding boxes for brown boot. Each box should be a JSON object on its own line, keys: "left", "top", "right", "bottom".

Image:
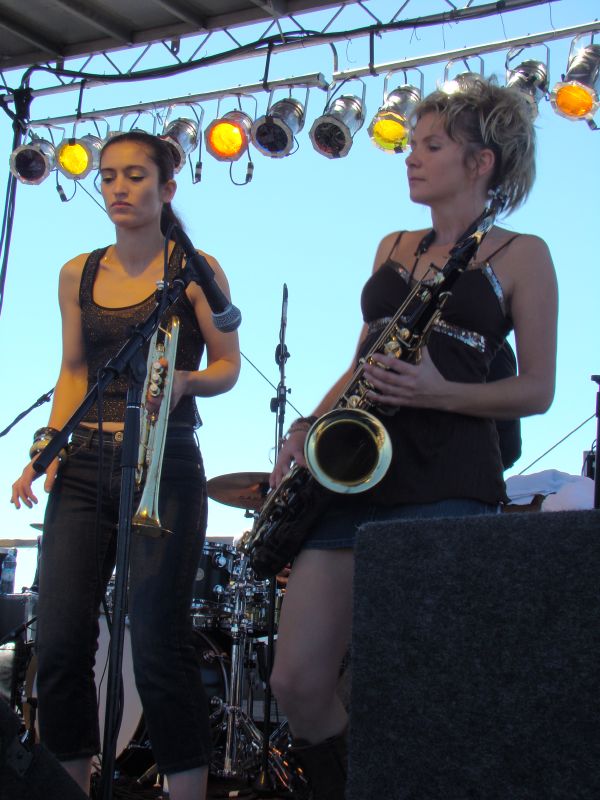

{"left": 288, "top": 729, "right": 347, "bottom": 800}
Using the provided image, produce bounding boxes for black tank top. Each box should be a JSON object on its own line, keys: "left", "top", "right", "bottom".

{"left": 79, "top": 244, "right": 205, "bottom": 428}
{"left": 357, "top": 234, "right": 517, "bottom": 506}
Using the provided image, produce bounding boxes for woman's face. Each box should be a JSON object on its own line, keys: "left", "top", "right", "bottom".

{"left": 405, "top": 112, "right": 476, "bottom": 207}
{"left": 99, "top": 140, "right": 175, "bottom": 229}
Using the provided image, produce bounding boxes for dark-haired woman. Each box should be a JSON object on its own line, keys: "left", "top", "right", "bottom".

{"left": 268, "top": 79, "right": 558, "bottom": 799}
{"left": 11, "top": 132, "right": 240, "bottom": 799}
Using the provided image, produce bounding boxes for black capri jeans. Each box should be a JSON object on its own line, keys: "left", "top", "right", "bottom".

{"left": 35, "top": 426, "right": 212, "bottom": 774}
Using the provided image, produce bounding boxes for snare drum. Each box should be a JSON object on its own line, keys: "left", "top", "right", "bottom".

{"left": 191, "top": 543, "right": 236, "bottom": 628}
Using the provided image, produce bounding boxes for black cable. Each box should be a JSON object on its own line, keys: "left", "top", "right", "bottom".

{"left": 518, "top": 413, "right": 595, "bottom": 474}
{"left": 240, "top": 352, "right": 303, "bottom": 418}
{"left": 0, "top": 388, "right": 54, "bottom": 437}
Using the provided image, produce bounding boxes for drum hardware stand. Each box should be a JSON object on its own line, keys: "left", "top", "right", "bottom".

{"left": 32, "top": 260, "right": 219, "bottom": 800}
{"left": 215, "top": 552, "right": 297, "bottom": 793}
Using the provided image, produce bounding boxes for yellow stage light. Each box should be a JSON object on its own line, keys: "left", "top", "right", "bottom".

{"left": 9, "top": 139, "right": 56, "bottom": 185}
{"left": 368, "top": 85, "right": 421, "bottom": 153}
{"left": 205, "top": 111, "right": 252, "bottom": 162}
{"left": 56, "top": 134, "right": 103, "bottom": 179}
{"left": 551, "top": 43, "right": 600, "bottom": 122}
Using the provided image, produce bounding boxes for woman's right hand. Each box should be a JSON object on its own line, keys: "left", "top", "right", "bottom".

{"left": 270, "top": 429, "right": 308, "bottom": 489}
{"left": 11, "top": 457, "right": 61, "bottom": 510}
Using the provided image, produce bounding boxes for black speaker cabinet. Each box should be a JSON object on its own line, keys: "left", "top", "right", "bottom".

{"left": 348, "top": 510, "right": 600, "bottom": 800}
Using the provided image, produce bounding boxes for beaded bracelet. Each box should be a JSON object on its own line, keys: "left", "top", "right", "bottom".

{"left": 33, "top": 426, "right": 60, "bottom": 443}
{"left": 29, "top": 427, "right": 67, "bottom": 463}
{"left": 285, "top": 415, "right": 318, "bottom": 439}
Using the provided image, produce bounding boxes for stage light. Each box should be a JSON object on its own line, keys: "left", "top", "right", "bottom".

{"left": 9, "top": 138, "right": 56, "bottom": 185}
{"left": 309, "top": 94, "right": 365, "bottom": 159}
{"left": 205, "top": 111, "right": 253, "bottom": 162}
{"left": 506, "top": 59, "right": 548, "bottom": 118}
{"left": 550, "top": 43, "right": 600, "bottom": 122}
{"left": 56, "top": 134, "right": 103, "bottom": 179}
{"left": 161, "top": 117, "right": 199, "bottom": 172}
{"left": 368, "top": 85, "right": 421, "bottom": 153}
{"left": 251, "top": 98, "right": 306, "bottom": 158}
{"left": 440, "top": 71, "right": 483, "bottom": 95}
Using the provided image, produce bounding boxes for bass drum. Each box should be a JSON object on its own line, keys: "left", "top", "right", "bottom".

{"left": 95, "top": 616, "right": 230, "bottom": 768}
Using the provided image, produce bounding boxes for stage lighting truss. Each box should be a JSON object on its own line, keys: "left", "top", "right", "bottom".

{"left": 9, "top": 133, "right": 56, "bottom": 185}
{"left": 505, "top": 46, "right": 550, "bottom": 118}
{"left": 160, "top": 105, "right": 202, "bottom": 172}
{"left": 251, "top": 90, "right": 308, "bottom": 158}
{"left": 440, "top": 56, "right": 485, "bottom": 95}
{"left": 309, "top": 80, "right": 366, "bottom": 159}
{"left": 550, "top": 37, "right": 600, "bottom": 126}
{"left": 204, "top": 97, "right": 256, "bottom": 162}
{"left": 368, "top": 70, "right": 423, "bottom": 154}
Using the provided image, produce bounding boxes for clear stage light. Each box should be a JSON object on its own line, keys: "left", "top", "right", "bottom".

{"left": 309, "top": 95, "right": 365, "bottom": 159}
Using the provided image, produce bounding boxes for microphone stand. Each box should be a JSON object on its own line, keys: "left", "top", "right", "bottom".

{"left": 32, "top": 258, "right": 217, "bottom": 800}
{"left": 253, "top": 284, "right": 290, "bottom": 795}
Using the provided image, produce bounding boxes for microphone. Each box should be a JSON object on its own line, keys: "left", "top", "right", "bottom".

{"left": 170, "top": 224, "right": 242, "bottom": 333}
{"left": 275, "top": 284, "right": 289, "bottom": 367}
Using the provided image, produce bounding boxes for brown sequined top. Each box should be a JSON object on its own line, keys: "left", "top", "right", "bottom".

{"left": 79, "top": 244, "right": 204, "bottom": 428}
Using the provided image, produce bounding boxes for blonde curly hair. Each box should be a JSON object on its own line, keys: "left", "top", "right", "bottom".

{"left": 414, "top": 77, "right": 536, "bottom": 214}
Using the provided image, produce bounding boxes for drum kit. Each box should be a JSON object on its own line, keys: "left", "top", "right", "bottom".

{"left": 0, "top": 472, "right": 304, "bottom": 795}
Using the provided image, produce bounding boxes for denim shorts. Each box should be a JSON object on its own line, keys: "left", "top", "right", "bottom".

{"left": 302, "top": 497, "right": 500, "bottom": 550}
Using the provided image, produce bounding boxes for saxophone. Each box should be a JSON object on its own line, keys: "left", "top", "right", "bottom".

{"left": 241, "top": 198, "right": 503, "bottom": 578}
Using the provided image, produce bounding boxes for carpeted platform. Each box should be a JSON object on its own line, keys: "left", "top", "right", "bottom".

{"left": 349, "top": 509, "right": 600, "bottom": 800}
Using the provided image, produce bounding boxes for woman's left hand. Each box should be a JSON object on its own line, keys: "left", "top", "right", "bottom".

{"left": 362, "top": 346, "right": 447, "bottom": 410}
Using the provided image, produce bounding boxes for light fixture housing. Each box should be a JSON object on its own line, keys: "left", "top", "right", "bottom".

{"left": 550, "top": 43, "right": 600, "bottom": 121}
{"left": 251, "top": 98, "right": 305, "bottom": 158}
{"left": 368, "top": 85, "right": 421, "bottom": 153}
{"left": 205, "top": 111, "right": 253, "bottom": 162}
{"left": 9, "top": 139, "right": 56, "bottom": 185}
{"left": 56, "top": 134, "right": 103, "bottom": 179}
{"left": 506, "top": 60, "right": 548, "bottom": 118}
{"left": 161, "top": 117, "right": 199, "bottom": 172}
{"left": 309, "top": 95, "right": 365, "bottom": 159}
{"left": 440, "top": 71, "right": 483, "bottom": 95}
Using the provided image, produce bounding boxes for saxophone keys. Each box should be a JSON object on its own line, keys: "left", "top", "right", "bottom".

{"left": 383, "top": 340, "right": 402, "bottom": 358}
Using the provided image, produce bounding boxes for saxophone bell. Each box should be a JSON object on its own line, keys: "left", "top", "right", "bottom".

{"left": 304, "top": 408, "right": 392, "bottom": 494}
{"left": 133, "top": 316, "right": 180, "bottom": 537}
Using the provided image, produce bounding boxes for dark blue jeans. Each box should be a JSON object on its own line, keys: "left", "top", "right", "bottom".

{"left": 35, "top": 426, "right": 212, "bottom": 773}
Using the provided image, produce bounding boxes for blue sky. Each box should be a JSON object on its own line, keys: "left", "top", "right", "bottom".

{"left": 1, "top": 0, "right": 598, "bottom": 587}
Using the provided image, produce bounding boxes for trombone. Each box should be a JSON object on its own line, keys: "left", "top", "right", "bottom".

{"left": 132, "top": 316, "right": 180, "bottom": 537}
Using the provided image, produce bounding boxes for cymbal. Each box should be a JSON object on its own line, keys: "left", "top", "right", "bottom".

{"left": 30, "top": 523, "right": 44, "bottom": 532}
{"left": 0, "top": 539, "right": 39, "bottom": 548}
{"left": 207, "top": 471, "right": 270, "bottom": 511}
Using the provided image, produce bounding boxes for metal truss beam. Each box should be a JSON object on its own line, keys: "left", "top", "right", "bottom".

{"left": 1, "top": 0, "right": 562, "bottom": 94}
{"left": 28, "top": 72, "right": 329, "bottom": 128}
{"left": 334, "top": 20, "right": 600, "bottom": 81}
